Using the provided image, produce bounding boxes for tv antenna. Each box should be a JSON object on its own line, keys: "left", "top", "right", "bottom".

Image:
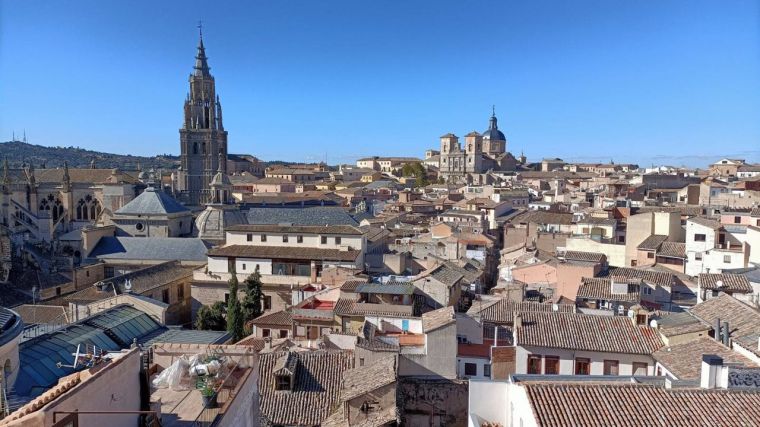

{"left": 56, "top": 344, "right": 83, "bottom": 369}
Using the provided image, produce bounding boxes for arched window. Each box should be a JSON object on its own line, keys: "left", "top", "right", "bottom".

{"left": 76, "top": 200, "right": 85, "bottom": 220}
{"left": 53, "top": 200, "right": 63, "bottom": 222}
{"left": 193, "top": 142, "right": 198, "bottom": 155}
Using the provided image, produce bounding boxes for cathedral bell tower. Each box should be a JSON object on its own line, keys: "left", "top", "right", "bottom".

{"left": 177, "top": 25, "right": 228, "bottom": 206}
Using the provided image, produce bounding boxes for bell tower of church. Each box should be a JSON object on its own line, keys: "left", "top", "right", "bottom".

{"left": 178, "top": 25, "right": 228, "bottom": 206}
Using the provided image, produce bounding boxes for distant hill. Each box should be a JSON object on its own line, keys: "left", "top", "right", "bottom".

{"left": 0, "top": 141, "right": 180, "bottom": 170}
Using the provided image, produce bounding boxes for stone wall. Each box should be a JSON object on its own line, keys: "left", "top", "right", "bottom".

{"left": 398, "top": 378, "right": 469, "bottom": 427}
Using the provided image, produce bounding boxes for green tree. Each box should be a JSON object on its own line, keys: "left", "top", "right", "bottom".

{"left": 226, "top": 270, "right": 245, "bottom": 342}
{"left": 242, "top": 265, "right": 264, "bottom": 331}
{"left": 195, "top": 301, "right": 226, "bottom": 331}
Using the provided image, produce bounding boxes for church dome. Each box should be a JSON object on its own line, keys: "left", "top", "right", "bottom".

{"left": 482, "top": 114, "right": 506, "bottom": 141}
{"left": 193, "top": 205, "right": 247, "bottom": 243}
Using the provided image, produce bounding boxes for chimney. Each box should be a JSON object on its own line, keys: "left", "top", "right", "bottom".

{"left": 714, "top": 317, "right": 721, "bottom": 342}
{"left": 722, "top": 321, "right": 730, "bottom": 347}
{"left": 700, "top": 354, "right": 727, "bottom": 389}
{"left": 513, "top": 312, "right": 523, "bottom": 329}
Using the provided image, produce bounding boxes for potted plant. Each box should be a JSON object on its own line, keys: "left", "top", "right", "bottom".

{"left": 200, "top": 379, "right": 218, "bottom": 408}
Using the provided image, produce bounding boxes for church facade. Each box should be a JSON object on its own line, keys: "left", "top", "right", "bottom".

{"left": 176, "top": 31, "right": 228, "bottom": 206}
{"left": 437, "top": 111, "right": 519, "bottom": 183}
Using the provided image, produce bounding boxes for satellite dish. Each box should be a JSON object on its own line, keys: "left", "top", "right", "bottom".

{"left": 715, "top": 280, "right": 724, "bottom": 289}
{"left": 124, "top": 279, "right": 132, "bottom": 291}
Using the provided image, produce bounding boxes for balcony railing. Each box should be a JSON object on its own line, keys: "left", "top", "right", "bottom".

{"left": 192, "top": 357, "right": 252, "bottom": 427}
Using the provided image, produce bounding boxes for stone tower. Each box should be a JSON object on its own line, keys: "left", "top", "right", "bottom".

{"left": 178, "top": 28, "right": 228, "bottom": 206}
{"left": 464, "top": 131, "right": 483, "bottom": 173}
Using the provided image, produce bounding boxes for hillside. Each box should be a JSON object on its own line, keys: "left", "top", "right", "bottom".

{"left": 0, "top": 141, "right": 180, "bottom": 169}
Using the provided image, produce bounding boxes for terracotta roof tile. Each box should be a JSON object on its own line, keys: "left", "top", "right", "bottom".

{"left": 658, "top": 241, "right": 686, "bottom": 258}
{"left": 524, "top": 382, "right": 760, "bottom": 427}
{"left": 577, "top": 278, "right": 641, "bottom": 303}
{"left": 422, "top": 306, "right": 455, "bottom": 332}
{"left": 258, "top": 350, "right": 353, "bottom": 426}
{"left": 516, "top": 311, "right": 663, "bottom": 354}
{"left": 607, "top": 267, "right": 676, "bottom": 288}
{"left": 467, "top": 299, "right": 574, "bottom": 324}
{"left": 653, "top": 337, "right": 759, "bottom": 380}
{"left": 698, "top": 273, "right": 752, "bottom": 293}
{"left": 636, "top": 234, "right": 668, "bottom": 251}
{"left": 563, "top": 250, "right": 606, "bottom": 263}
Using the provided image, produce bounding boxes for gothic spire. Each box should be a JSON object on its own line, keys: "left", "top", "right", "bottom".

{"left": 194, "top": 23, "right": 211, "bottom": 77}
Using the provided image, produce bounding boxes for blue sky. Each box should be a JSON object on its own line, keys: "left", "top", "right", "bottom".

{"left": 1, "top": 0, "right": 759, "bottom": 167}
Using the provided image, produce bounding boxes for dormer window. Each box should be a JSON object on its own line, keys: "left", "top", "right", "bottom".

{"left": 275, "top": 374, "right": 292, "bottom": 391}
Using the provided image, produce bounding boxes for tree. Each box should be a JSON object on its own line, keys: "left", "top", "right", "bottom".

{"left": 195, "top": 301, "right": 226, "bottom": 331}
{"left": 242, "top": 265, "right": 264, "bottom": 331}
{"left": 226, "top": 270, "right": 245, "bottom": 342}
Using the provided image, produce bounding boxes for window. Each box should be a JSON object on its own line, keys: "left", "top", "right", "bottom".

{"left": 86, "top": 271, "right": 89, "bottom": 277}
{"left": 283, "top": 235, "right": 288, "bottom": 243}
{"left": 275, "top": 375, "right": 291, "bottom": 391}
{"left": 575, "top": 358, "right": 590, "bottom": 375}
{"left": 262, "top": 329, "right": 270, "bottom": 338}
{"left": 247, "top": 233, "right": 253, "bottom": 242}
{"left": 603, "top": 360, "right": 619, "bottom": 375}
{"left": 484, "top": 364, "right": 491, "bottom": 378}
{"left": 335, "top": 237, "right": 341, "bottom": 245}
{"left": 464, "top": 363, "right": 477, "bottom": 376}
{"left": 321, "top": 236, "right": 327, "bottom": 244}
{"left": 135, "top": 222, "right": 144, "bottom": 231}
{"left": 695, "top": 234, "right": 706, "bottom": 242}
{"left": 734, "top": 216, "right": 742, "bottom": 224}
{"left": 162, "top": 289, "right": 170, "bottom": 304}
{"left": 261, "top": 234, "right": 267, "bottom": 242}
{"left": 177, "top": 284, "right": 185, "bottom": 300}
{"left": 264, "top": 295, "right": 272, "bottom": 310}
{"left": 632, "top": 362, "right": 648, "bottom": 376}
{"left": 724, "top": 255, "right": 731, "bottom": 263}
{"left": 527, "top": 355, "right": 542, "bottom": 374}
{"left": 647, "top": 252, "right": 654, "bottom": 259}
{"left": 695, "top": 252, "right": 703, "bottom": 261}
{"left": 297, "top": 235, "right": 303, "bottom": 243}
{"left": 544, "top": 356, "right": 560, "bottom": 375}
{"left": 359, "top": 358, "right": 365, "bottom": 367}
{"left": 643, "top": 287, "right": 653, "bottom": 295}
{"left": 279, "top": 330, "right": 288, "bottom": 338}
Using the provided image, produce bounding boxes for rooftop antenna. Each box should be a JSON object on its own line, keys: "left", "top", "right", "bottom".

{"left": 197, "top": 19, "right": 203, "bottom": 39}
{"left": 23, "top": 129, "right": 27, "bottom": 143}
{"left": 56, "top": 344, "right": 83, "bottom": 369}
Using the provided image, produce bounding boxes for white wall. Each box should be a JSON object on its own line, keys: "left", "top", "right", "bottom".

{"left": 686, "top": 222, "right": 716, "bottom": 276}
{"left": 226, "top": 231, "right": 364, "bottom": 251}
{"left": 458, "top": 356, "right": 491, "bottom": 379}
{"left": 365, "top": 316, "right": 423, "bottom": 334}
{"left": 468, "top": 380, "right": 509, "bottom": 427}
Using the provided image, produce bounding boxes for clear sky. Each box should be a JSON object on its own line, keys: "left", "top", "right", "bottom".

{"left": 1, "top": 0, "right": 759, "bottom": 167}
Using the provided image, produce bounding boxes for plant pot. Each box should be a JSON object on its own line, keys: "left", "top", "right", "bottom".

{"left": 201, "top": 392, "right": 218, "bottom": 408}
